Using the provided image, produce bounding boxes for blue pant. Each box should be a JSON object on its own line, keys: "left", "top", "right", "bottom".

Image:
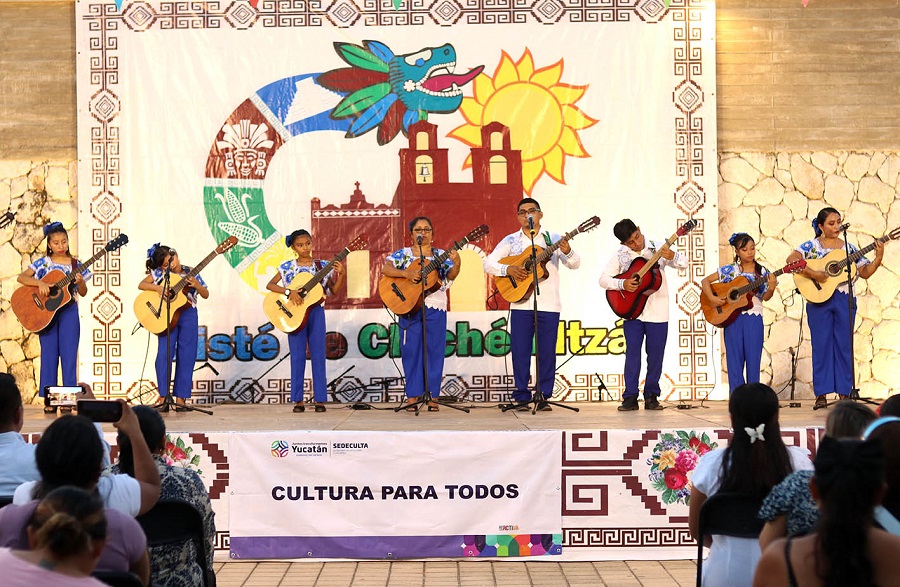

{"left": 399, "top": 307, "right": 447, "bottom": 398}
{"left": 510, "top": 309, "right": 560, "bottom": 402}
{"left": 623, "top": 319, "right": 667, "bottom": 399}
{"left": 287, "top": 304, "right": 327, "bottom": 403}
{"left": 723, "top": 312, "right": 764, "bottom": 393}
{"left": 38, "top": 302, "right": 80, "bottom": 396}
{"left": 808, "top": 292, "right": 855, "bottom": 397}
{"left": 155, "top": 306, "right": 198, "bottom": 399}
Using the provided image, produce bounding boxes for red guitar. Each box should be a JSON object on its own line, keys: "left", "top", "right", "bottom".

{"left": 701, "top": 259, "right": 806, "bottom": 327}
{"left": 11, "top": 234, "right": 129, "bottom": 332}
{"left": 606, "top": 219, "right": 697, "bottom": 320}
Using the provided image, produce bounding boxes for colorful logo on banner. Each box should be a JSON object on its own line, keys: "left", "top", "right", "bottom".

{"left": 647, "top": 430, "right": 717, "bottom": 505}
{"left": 463, "top": 533, "right": 562, "bottom": 557}
{"left": 203, "top": 40, "right": 596, "bottom": 293}
{"left": 271, "top": 440, "right": 289, "bottom": 458}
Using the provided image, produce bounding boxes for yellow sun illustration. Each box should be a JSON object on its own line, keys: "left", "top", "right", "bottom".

{"left": 448, "top": 49, "right": 598, "bottom": 195}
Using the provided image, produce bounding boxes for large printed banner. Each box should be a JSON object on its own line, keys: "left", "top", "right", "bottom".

{"left": 74, "top": 1, "right": 720, "bottom": 403}
{"left": 228, "top": 430, "right": 562, "bottom": 558}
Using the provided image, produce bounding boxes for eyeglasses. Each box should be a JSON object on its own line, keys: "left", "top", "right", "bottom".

{"left": 517, "top": 208, "right": 540, "bottom": 217}
{"left": 412, "top": 228, "right": 433, "bottom": 233}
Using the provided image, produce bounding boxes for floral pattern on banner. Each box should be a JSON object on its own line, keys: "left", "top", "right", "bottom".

{"left": 647, "top": 431, "right": 717, "bottom": 505}
{"left": 165, "top": 434, "right": 204, "bottom": 476}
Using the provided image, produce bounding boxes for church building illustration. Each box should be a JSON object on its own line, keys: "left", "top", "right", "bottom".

{"left": 311, "top": 120, "right": 524, "bottom": 310}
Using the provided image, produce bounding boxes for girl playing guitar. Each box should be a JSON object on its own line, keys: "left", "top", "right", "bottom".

{"left": 701, "top": 233, "right": 776, "bottom": 393}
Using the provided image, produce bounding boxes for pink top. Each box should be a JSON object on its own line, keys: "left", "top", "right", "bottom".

{"left": 0, "top": 547, "right": 106, "bottom": 586}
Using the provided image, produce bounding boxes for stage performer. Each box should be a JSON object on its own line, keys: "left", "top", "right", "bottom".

{"left": 383, "top": 217, "right": 460, "bottom": 412}
{"left": 17, "top": 221, "right": 89, "bottom": 414}
{"left": 787, "top": 207, "right": 883, "bottom": 410}
{"left": 484, "top": 198, "right": 581, "bottom": 412}
{"left": 266, "top": 229, "right": 344, "bottom": 413}
{"left": 139, "top": 244, "right": 209, "bottom": 410}
{"left": 598, "top": 219, "right": 687, "bottom": 411}
{"left": 701, "top": 233, "right": 776, "bottom": 393}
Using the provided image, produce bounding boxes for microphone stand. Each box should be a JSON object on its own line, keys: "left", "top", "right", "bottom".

{"left": 394, "top": 237, "right": 469, "bottom": 415}
{"left": 842, "top": 225, "right": 877, "bottom": 405}
{"left": 501, "top": 218, "right": 578, "bottom": 414}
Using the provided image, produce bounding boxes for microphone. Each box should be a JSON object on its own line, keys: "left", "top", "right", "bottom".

{"left": 416, "top": 235, "right": 424, "bottom": 245}
{"left": 527, "top": 214, "right": 535, "bottom": 233}
{"left": 839, "top": 222, "right": 851, "bottom": 231}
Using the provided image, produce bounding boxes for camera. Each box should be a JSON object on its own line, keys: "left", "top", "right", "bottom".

{"left": 44, "top": 386, "right": 85, "bottom": 408}
{"left": 76, "top": 399, "right": 123, "bottom": 423}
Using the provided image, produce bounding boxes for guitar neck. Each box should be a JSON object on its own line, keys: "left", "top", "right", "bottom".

{"left": 57, "top": 249, "right": 108, "bottom": 288}
{"left": 304, "top": 248, "right": 350, "bottom": 290}
{"left": 839, "top": 234, "right": 891, "bottom": 268}
{"left": 635, "top": 232, "right": 678, "bottom": 278}
{"left": 422, "top": 238, "right": 469, "bottom": 276}
{"left": 172, "top": 250, "right": 217, "bottom": 295}
{"left": 536, "top": 228, "right": 580, "bottom": 263}
{"left": 734, "top": 267, "right": 787, "bottom": 296}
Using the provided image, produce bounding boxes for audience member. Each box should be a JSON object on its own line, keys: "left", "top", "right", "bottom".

{"left": 861, "top": 417, "right": 900, "bottom": 532}
{"left": 13, "top": 402, "right": 161, "bottom": 516}
{"left": 753, "top": 437, "right": 900, "bottom": 587}
{"left": 0, "top": 373, "right": 40, "bottom": 496}
{"left": 111, "top": 406, "right": 215, "bottom": 587}
{"left": 758, "top": 400, "right": 877, "bottom": 549}
{"left": 689, "top": 383, "right": 812, "bottom": 587}
{"left": 0, "top": 486, "right": 109, "bottom": 586}
{"left": 878, "top": 394, "right": 900, "bottom": 417}
{"left": 0, "top": 415, "right": 150, "bottom": 585}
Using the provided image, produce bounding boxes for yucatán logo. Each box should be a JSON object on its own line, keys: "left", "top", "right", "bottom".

{"left": 271, "top": 440, "right": 289, "bottom": 458}
{"left": 291, "top": 442, "right": 329, "bottom": 456}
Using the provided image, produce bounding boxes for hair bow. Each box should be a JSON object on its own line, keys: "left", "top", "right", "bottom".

{"left": 811, "top": 218, "right": 822, "bottom": 237}
{"left": 744, "top": 423, "right": 766, "bottom": 444}
{"left": 147, "top": 242, "right": 160, "bottom": 259}
{"left": 43, "top": 221, "right": 63, "bottom": 236}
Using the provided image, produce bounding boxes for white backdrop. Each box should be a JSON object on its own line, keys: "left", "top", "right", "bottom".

{"left": 75, "top": 0, "right": 720, "bottom": 403}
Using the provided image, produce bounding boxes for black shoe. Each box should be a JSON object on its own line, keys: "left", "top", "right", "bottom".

{"left": 813, "top": 396, "right": 828, "bottom": 411}
{"left": 315, "top": 403, "right": 326, "bottom": 413}
{"left": 537, "top": 400, "right": 553, "bottom": 412}
{"left": 645, "top": 396, "right": 665, "bottom": 411}
{"left": 293, "top": 403, "right": 306, "bottom": 413}
{"left": 618, "top": 397, "right": 639, "bottom": 411}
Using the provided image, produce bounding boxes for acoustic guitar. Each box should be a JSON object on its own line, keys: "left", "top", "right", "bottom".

{"left": 11, "top": 234, "right": 129, "bottom": 332}
{"left": 263, "top": 234, "right": 367, "bottom": 333}
{"left": 378, "top": 224, "right": 489, "bottom": 316}
{"left": 495, "top": 216, "right": 601, "bottom": 304}
{"left": 606, "top": 219, "right": 698, "bottom": 320}
{"left": 701, "top": 259, "right": 806, "bottom": 327}
{"left": 133, "top": 236, "right": 237, "bottom": 334}
{"left": 794, "top": 226, "right": 900, "bottom": 304}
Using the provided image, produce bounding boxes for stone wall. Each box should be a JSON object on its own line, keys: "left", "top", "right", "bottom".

{"left": 718, "top": 150, "right": 900, "bottom": 398}
{"left": 0, "top": 160, "right": 79, "bottom": 401}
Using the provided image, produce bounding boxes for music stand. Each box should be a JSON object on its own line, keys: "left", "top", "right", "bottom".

{"left": 501, "top": 219, "right": 578, "bottom": 415}
{"left": 156, "top": 262, "right": 212, "bottom": 415}
{"left": 394, "top": 240, "right": 469, "bottom": 416}
{"left": 842, "top": 226, "right": 877, "bottom": 406}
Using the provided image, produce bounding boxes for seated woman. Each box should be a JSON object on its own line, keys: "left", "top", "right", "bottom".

{"left": 0, "top": 486, "right": 111, "bottom": 586}
{"left": 754, "top": 437, "right": 900, "bottom": 586}
{"left": 111, "top": 406, "right": 215, "bottom": 587}
{"left": 758, "top": 400, "right": 877, "bottom": 549}
{"left": 0, "top": 415, "right": 150, "bottom": 585}
{"left": 688, "top": 383, "right": 813, "bottom": 587}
